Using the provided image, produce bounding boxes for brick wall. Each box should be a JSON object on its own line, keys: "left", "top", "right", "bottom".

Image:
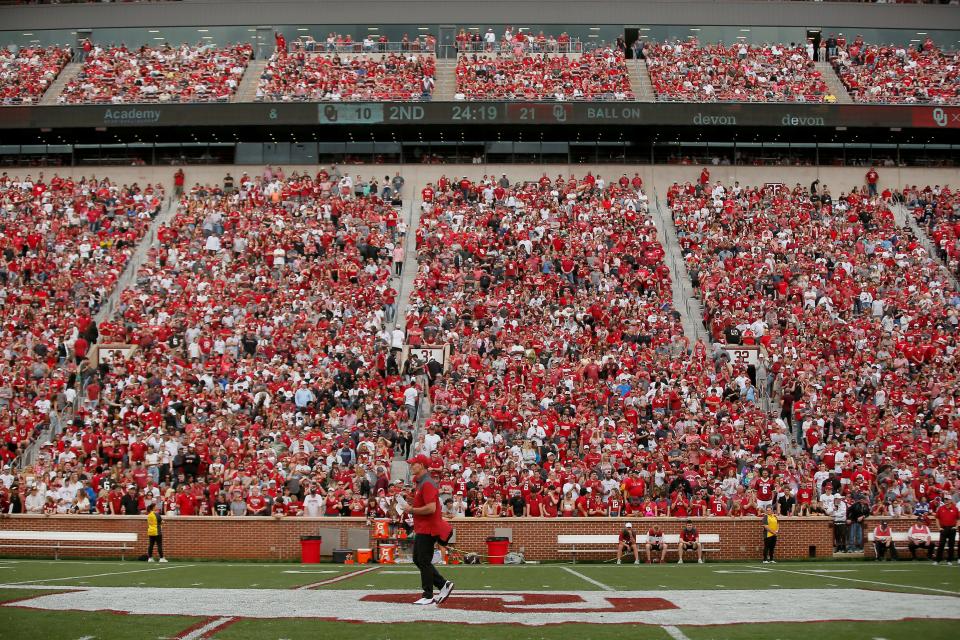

{"left": 0, "top": 515, "right": 835, "bottom": 562}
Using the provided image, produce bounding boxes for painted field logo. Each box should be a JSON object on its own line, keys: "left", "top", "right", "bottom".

{"left": 781, "top": 114, "right": 825, "bottom": 127}
{"left": 693, "top": 112, "right": 737, "bottom": 126}
{"left": 362, "top": 592, "right": 678, "bottom": 614}
{"left": 7, "top": 586, "right": 960, "bottom": 626}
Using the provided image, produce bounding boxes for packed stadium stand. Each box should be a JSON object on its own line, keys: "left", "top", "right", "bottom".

{"left": 644, "top": 40, "right": 832, "bottom": 103}
{"left": 0, "top": 45, "right": 71, "bottom": 105}
{"left": 454, "top": 48, "right": 633, "bottom": 101}
{"left": 257, "top": 52, "right": 436, "bottom": 102}
{"left": 57, "top": 43, "right": 253, "bottom": 104}
{"left": 0, "top": 174, "right": 164, "bottom": 464}
{"left": 0, "top": 0, "right": 958, "bottom": 569}
{"left": 831, "top": 37, "right": 960, "bottom": 104}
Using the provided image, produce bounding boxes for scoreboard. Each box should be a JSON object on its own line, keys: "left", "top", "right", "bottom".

{"left": 2, "top": 101, "right": 959, "bottom": 130}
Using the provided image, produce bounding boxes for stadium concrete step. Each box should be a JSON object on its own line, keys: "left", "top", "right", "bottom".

{"left": 630, "top": 60, "right": 657, "bottom": 102}
{"left": 433, "top": 60, "right": 457, "bottom": 101}
{"left": 815, "top": 61, "right": 854, "bottom": 104}
{"left": 897, "top": 203, "right": 960, "bottom": 292}
{"left": 647, "top": 191, "right": 710, "bottom": 346}
{"left": 39, "top": 61, "right": 82, "bottom": 105}
{"left": 233, "top": 59, "right": 268, "bottom": 103}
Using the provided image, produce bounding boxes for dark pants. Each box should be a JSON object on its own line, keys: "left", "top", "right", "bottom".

{"left": 413, "top": 533, "right": 447, "bottom": 598}
{"left": 874, "top": 541, "right": 897, "bottom": 560}
{"left": 148, "top": 535, "right": 164, "bottom": 559}
{"left": 763, "top": 534, "right": 777, "bottom": 561}
{"left": 909, "top": 541, "right": 934, "bottom": 560}
{"left": 936, "top": 526, "right": 957, "bottom": 562}
{"left": 834, "top": 522, "right": 847, "bottom": 550}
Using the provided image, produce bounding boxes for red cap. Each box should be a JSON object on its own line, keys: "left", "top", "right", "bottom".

{"left": 406, "top": 454, "right": 431, "bottom": 467}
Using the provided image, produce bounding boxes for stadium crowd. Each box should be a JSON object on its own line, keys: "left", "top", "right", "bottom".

{"left": 0, "top": 173, "right": 164, "bottom": 466}
{"left": 644, "top": 40, "right": 832, "bottom": 103}
{"left": 0, "top": 45, "right": 72, "bottom": 105}
{"left": 257, "top": 52, "right": 436, "bottom": 102}
{"left": 454, "top": 48, "right": 633, "bottom": 101}
{"left": 58, "top": 43, "right": 253, "bottom": 104}
{"left": 830, "top": 36, "right": 960, "bottom": 104}
{"left": 454, "top": 27, "right": 578, "bottom": 54}
{"left": 908, "top": 184, "right": 960, "bottom": 279}
{"left": 0, "top": 169, "right": 956, "bottom": 564}
{"left": 1, "top": 167, "right": 419, "bottom": 518}
{"left": 669, "top": 174, "right": 959, "bottom": 548}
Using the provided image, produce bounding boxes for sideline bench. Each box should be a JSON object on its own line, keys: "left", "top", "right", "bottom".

{"left": 557, "top": 533, "right": 721, "bottom": 563}
{"left": 866, "top": 531, "right": 940, "bottom": 558}
{"left": 0, "top": 531, "right": 139, "bottom": 560}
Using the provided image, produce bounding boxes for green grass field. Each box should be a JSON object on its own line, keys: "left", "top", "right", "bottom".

{"left": 0, "top": 558, "right": 957, "bottom": 640}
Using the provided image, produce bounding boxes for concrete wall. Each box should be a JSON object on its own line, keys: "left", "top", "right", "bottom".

{"left": 0, "top": 514, "right": 836, "bottom": 562}
{"left": 27, "top": 164, "right": 960, "bottom": 203}
{"left": 3, "top": 1, "right": 958, "bottom": 31}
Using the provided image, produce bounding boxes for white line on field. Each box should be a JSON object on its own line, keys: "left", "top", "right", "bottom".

{"left": 178, "top": 616, "right": 233, "bottom": 640}
{"left": 295, "top": 565, "right": 381, "bottom": 590}
{"left": 662, "top": 625, "right": 693, "bottom": 640}
{"left": 0, "top": 564, "right": 194, "bottom": 585}
{"left": 767, "top": 567, "right": 960, "bottom": 596}
{"left": 560, "top": 566, "right": 614, "bottom": 591}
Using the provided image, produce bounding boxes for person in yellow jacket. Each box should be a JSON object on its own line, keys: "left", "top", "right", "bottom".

{"left": 762, "top": 505, "right": 779, "bottom": 564}
{"left": 146, "top": 503, "right": 167, "bottom": 563}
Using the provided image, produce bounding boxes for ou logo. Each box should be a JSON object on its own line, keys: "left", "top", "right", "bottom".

{"left": 933, "top": 107, "right": 948, "bottom": 127}
{"left": 362, "top": 592, "right": 678, "bottom": 614}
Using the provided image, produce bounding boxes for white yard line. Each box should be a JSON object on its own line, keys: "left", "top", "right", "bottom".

{"left": 1, "top": 564, "right": 193, "bottom": 585}
{"left": 560, "top": 566, "right": 615, "bottom": 591}
{"left": 177, "top": 616, "right": 234, "bottom": 640}
{"left": 295, "top": 565, "right": 381, "bottom": 590}
{"left": 767, "top": 566, "right": 960, "bottom": 596}
{"left": 559, "top": 567, "right": 693, "bottom": 640}
{"left": 662, "top": 625, "right": 694, "bottom": 640}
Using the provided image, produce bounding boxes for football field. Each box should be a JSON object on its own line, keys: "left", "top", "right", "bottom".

{"left": 0, "top": 558, "right": 958, "bottom": 640}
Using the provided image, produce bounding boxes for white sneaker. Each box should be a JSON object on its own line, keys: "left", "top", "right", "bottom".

{"left": 616, "top": 559, "right": 621, "bottom": 565}
{"left": 762, "top": 560, "right": 769, "bottom": 564}
{"left": 770, "top": 560, "right": 777, "bottom": 564}
{"left": 634, "top": 559, "right": 640, "bottom": 565}
{"left": 147, "top": 558, "right": 154, "bottom": 563}
{"left": 158, "top": 558, "right": 168, "bottom": 563}
{"left": 933, "top": 561, "right": 939, "bottom": 566}
{"left": 436, "top": 581, "right": 454, "bottom": 604}
{"left": 677, "top": 558, "right": 683, "bottom": 564}
{"left": 698, "top": 559, "right": 704, "bottom": 564}
{"left": 413, "top": 597, "right": 435, "bottom": 605}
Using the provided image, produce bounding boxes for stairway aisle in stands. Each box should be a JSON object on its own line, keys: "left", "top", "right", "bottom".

{"left": 647, "top": 186, "right": 710, "bottom": 346}
{"left": 233, "top": 59, "right": 267, "bottom": 102}
{"left": 631, "top": 60, "right": 657, "bottom": 102}
{"left": 39, "top": 62, "right": 82, "bottom": 105}
{"left": 432, "top": 59, "right": 456, "bottom": 101}
{"left": 94, "top": 197, "right": 178, "bottom": 325}
{"left": 815, "top": 61, "right": 853, "bottom": 104}
{"left": 389, "top": 190, "right": 424, "bottom": 483}
{"left": 895, "top": 202, "right": 960, "bottom": 291}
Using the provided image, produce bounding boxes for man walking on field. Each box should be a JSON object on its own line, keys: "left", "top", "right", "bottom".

{"left": 406, "top": 455, "right": 454, "bottom": 605}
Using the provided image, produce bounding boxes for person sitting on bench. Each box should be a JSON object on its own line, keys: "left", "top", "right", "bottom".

{"left": 872, "top": 520, "right": 897, "bottom": 561}
{"left": 677, "top": 519, "right": 703, "bottom": 564}
{"left": 616, "top": 522, "right": 639, "bottom": 565}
